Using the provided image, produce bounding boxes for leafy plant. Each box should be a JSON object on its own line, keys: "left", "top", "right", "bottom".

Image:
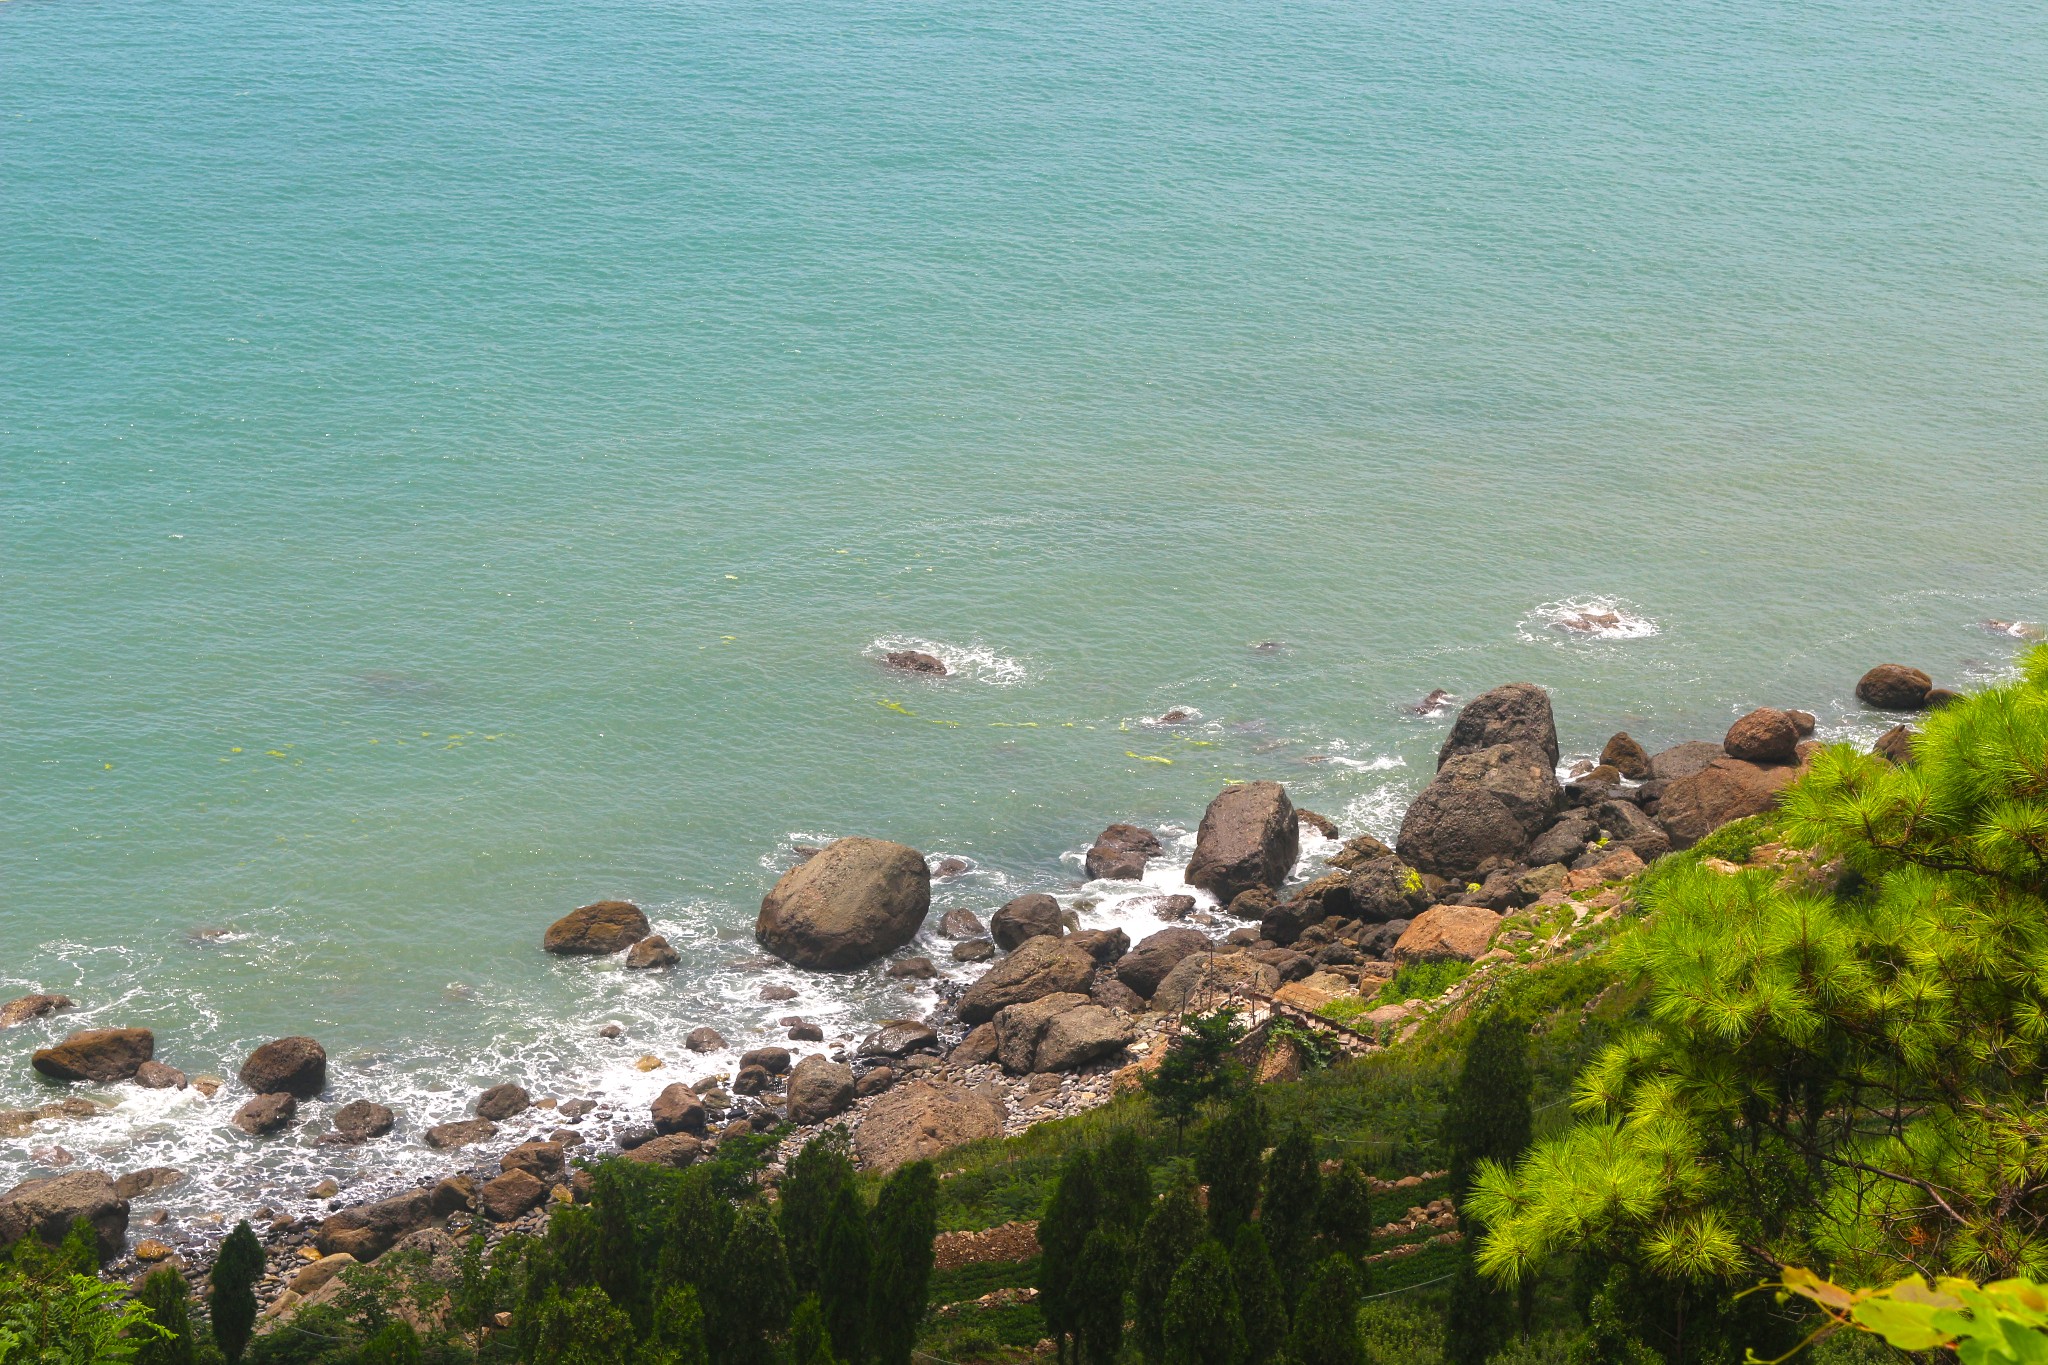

{"left": 1377, "top": 960, "right": 1473, "bottom": 1008}
{"left": 1763, "top": 1266, "right": 2048, "bottom": 1365}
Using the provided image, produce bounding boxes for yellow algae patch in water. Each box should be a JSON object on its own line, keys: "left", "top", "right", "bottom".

{"left": 1126, "top": 752, "right": 1173, "bottom": 765}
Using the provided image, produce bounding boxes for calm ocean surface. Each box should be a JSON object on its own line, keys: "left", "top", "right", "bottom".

{"left": 3, "top": 0, "right": 2045, "bottom": 1216}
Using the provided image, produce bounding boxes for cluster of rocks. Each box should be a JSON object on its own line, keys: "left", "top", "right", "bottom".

{"left": 0, "top": 656, "right": 1964, "bottom": 1283}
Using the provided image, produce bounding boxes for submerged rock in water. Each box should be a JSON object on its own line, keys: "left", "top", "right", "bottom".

{"left": 474, "top": 1084, "right": 530, "bottom": 1121}
{"left": 239, "top": 1036, "right": 327, "bottom": 1099}
{"left": 32, "top": 1029, "right": 154, "bottom": 1084}
{"left": 0, "top": 994, "right": 75, "bottom": 1030}
{"left": 1855, "top": 664, "right": 1934, "bottom": 711}
{"left": 882, "top": 650, "right": 948, "bottom": 676}
{"left": 325, "top": 1100, "right": 396, "bottom": 1145}
{"left": 543, "top": 901, "right": 650, "bottom": 956}
{"left": 233, "top": 1093, "right": 298, "bottom": 1136}
{"left": 624, "top": 934, "right": 679, "bottom": 969}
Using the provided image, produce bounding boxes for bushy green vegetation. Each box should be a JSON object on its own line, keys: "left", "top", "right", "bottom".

{"left": 1376, "top": 961, "right": 1476, "bottom": 1009}
{"left": 1471, "top": 646, "right": 2048, "bottom": 1362}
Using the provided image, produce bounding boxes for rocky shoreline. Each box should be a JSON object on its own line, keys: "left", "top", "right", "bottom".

{"left": 0, "top": 660, "right": 1969, "bottom": 1311}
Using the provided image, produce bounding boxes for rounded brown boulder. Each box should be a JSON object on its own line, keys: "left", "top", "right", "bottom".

{"left": 326, "top": 1100, "right": 396, "bottom": 1145}
{"left": 32, "top": 1029, "right": 154, "bottom": 1084}
{"left": 475, "top": 1084, "right": 530, "bottom": 1121}
{"left": 1856, "top": 664, "right": 1933, "bottom": 711}
{"left": 1185, "top": 781, "right": 1299, "bottom": 904}
{"left": 1598, "top": 732, "right": 1654, "bottom": 781}
{"left": 957, "top": 935, "right": 1097, "bottom": 1025}
{"left": 786, "top": 1056, "right": 855, "bottom": 1125}
{"left": 543, "top": 901, "right": 650, "bottom": 956}
{"left": 1657, "top": 758, "right": 1798, "bottom": 848}
{"left": 651, "top": 1084, "right": 707, "bottom": 1135}
{"left": 990, "top": 893, "right": 1064, "bottom": 951}
{"left": 238, "top": 1036, "right": 327, "bottom": 1098}
{"left": 232, "top": 1092, "right": 298, "bottom": 1136}
{"left": 1724, "top": 708, "right": 1800, "bottom": 764}
{"left": 755, "top": 837, "right": 931, "bottom": 970}
{"left": 624, "top": 935, "right": 680, "bottom": 970}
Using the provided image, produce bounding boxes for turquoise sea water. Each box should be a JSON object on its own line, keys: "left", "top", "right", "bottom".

{"left": 4, "top": 0, "right": 2046, "bottom": 1218}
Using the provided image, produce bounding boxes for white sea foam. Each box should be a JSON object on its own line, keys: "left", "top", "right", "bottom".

{"left": 1518, "top": 597, "right": 1661, "bottom": 642}
{"left": 864, "top": 636, "right": 1030, "bottom": 685}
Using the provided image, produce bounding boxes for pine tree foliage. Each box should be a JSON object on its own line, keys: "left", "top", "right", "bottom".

{"left": 526, "top": 1285, "right": 634, "bottom": 1365}
{"left": 1199, "top": 1091, "right": 1269, "bottom": 1240}
{"left": 1262, "top": 1124, "right": 1324, "bottom": 1292}
{"left": 1445, "top": 1008, "right": 1534, "bottom": 1206}
{"left": 1231, "top": 1222, "right": 1288, "bottom": 1365}
{"left": 209, "top": 1220, "right": 264, "bottom": 1365}
{"left": 135, "top": 1266, "right": 195, "bottom": 1365}
{"left": 1133, "top": 1176, "right": 1207, "bottom": 1364}
{"left": 1146, "top": 1007, "right": 1247, "bottom": 1141}
{"left": 1286, "top": 1254, "right": 1366, "bottom": 1365}
{"left": 865, "top": 1161, "right": 938, "bottom": 1365}
{"left": 1162, "top": 1239, "right": 1247, "bottom": 1365}
{"left": 1471, "top": 648, "right": 2048, "bottom": 1287}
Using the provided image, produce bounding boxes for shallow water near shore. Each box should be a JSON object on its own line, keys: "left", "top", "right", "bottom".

{"left": 4, "top": 0, "right": 2047, "bottom": 1234}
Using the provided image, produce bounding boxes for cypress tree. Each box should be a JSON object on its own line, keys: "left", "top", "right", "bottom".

{"left": 527, "top": 1286, "right": 634, "bottom": 1365}
{"left": 788, "top": 1296, "right": 841, "bottom": 1365}
{"left": 1286, "top": 1254, "right": 1366, "bottom": 1365}
{"left": 1132, "top": 1176, "right": 1206, "bottom": 1364}
{"left": 1162, "top": 1239, "right": 1247, "bottom": 1365}
{"left": 816, "top": 1180, "right": 871, "bottom": 1363}
{"left": 360, "top": 1319, "right": 422, "bottom": 1365}
{"left": 1444, "top": 1008, "right": 1533, "bottom": 1206}
{"left": 779, "top": 1129, "right": 857, "bottom": 1296}
{"left": 1444, "top": 1248, "right": 1510, "bottom": 1365}
{"left": 1261, "top": 1124, "right": 1322, "bottom": 1294}
{"left": 1197, "top": 1090, "right": 1269, "bottom": 1240}
{"left": 1316, "top": 1160, "right": 1374, "bottom": 1276}
{"left": 865, "top": 1160, "right": 938, "bottom": 1365}
{"left": 588, "top": 1160, "right": 655, "bottom": 1328}
{"left": 702, "top": 1205, "right": 791, "bottom": 1365}
{"left": 1071, "top": 1228, "right": 1129, "bottom": 1365}
{"left": 1096, "top": 1128, "right": 1153, "bottom": 1236}
{"left": 657, "top": 1169, "right": 735, "bottom": 1292}
{"left": 1036, "top": 1148, "right": 1102, "bottom": 1361}
{"left": 648, "top": 1284, "right": 710, "bottom": 1365}
{"left": 1231, "top": 1222, "right": 1287, "bottom": 1364}
{"left": 208, "top": 1220, "right": 263, "bottom": 1365}
{"left": 136, "top": 1266, "right": 196, "bottom": 1365}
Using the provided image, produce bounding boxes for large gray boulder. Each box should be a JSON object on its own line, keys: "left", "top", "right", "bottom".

{"left": 854, "top": 1080, "right": 1002, "bottom": 1172}
{"left": 1437, "top": 683, "right": 1558, "bottom": 769}
{"left": 1114, "top": 928, "right": 1211, "bottom": 998}
{"left": 1657, "top": 758, "right": 1797, "bottom": 848}
{"left": 1184, "top": 782, "right": 1299, "bottom": 904}
{"left": 756, "top": 838, "right": 931, "bottom": 970}
{"left": 0, "top": 1170, "right": 128, "bottom": 1262}
{"left": 1034, "top": 1004, "right": 1136, "bottom": 1073}
{"left": 957, "top": 935, "right": 1096, "bottom": 1024}
{"left": 1591, "top": 800, "right": 1672, "bottom": 863}
{"left": 786, "top": 1056, "right": 855, "bottom": 1125}
{"left": 239, "top": 1036, "right": 327, "bottom": 1098}
{"left": 1397, "top": 742, "right": 1561, "bottom": 880}
{"left": 32, "top": 1029, "right": 154, "bottom": 1084}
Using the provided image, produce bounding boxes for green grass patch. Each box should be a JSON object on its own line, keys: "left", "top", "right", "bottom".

{"left": 927, "top": 1257, "right": 1040, "bottom": 1306}
{"left": 1368, "top": 1239, "right": 1466, "bottom": 1294}
{"left": 1317, "top": 995, "right": 1373, "bottom": 1026}
{"left": 1375, "top": 959, "right": 1473, "bottom": 1006}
